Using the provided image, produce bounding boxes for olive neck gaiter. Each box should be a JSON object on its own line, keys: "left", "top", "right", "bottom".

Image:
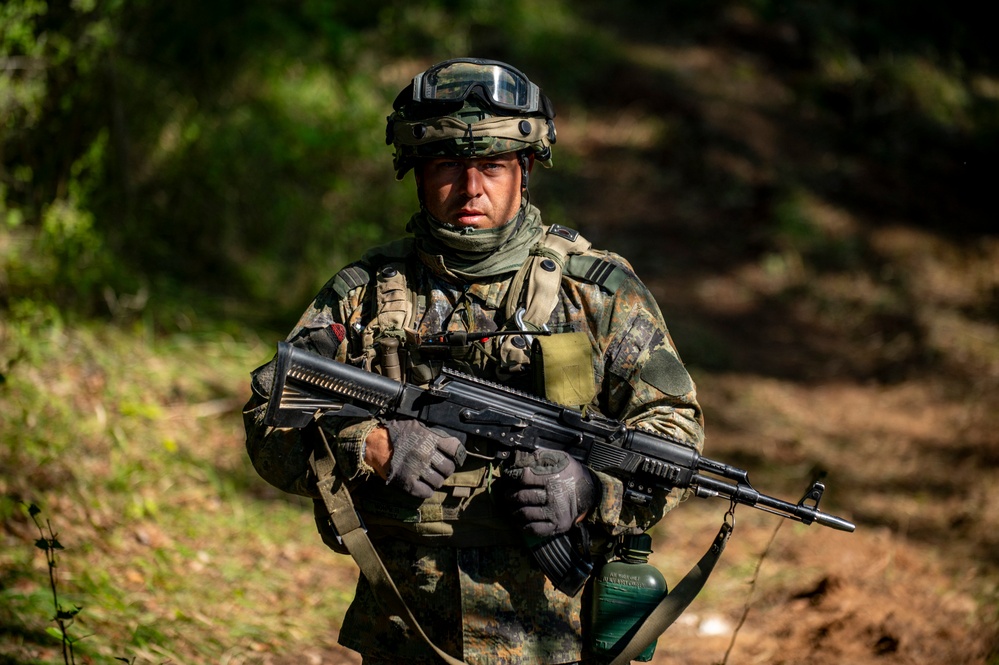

{"left": 408, "top": 202, "right": 543, "bottom": 281}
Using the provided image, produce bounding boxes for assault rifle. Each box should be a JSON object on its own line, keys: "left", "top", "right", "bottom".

{"left": 264, "top": 342, "right": 855, "bottom": 595}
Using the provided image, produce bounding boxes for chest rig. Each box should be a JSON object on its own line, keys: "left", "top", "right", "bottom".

{"left": 360, "top": 224, "right": 596, "bottom": 386}
{"left": 349, "top": 224, "right": 599, "bottom": 544}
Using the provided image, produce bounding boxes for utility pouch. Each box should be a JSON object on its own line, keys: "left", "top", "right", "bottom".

{"left": 532, "top": 331, "right": 597, "bottom": 409}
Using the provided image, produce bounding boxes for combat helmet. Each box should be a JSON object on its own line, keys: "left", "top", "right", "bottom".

{"left": 386, "top": 58, "right": 557, "bottom": 180}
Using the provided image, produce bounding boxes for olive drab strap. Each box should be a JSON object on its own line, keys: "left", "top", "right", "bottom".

{"left": 325, "top": 256, "right": 466, "bottom": 663}
{"left": 500, "top": 224, "right": 591, "bottom": 373}
{"left": 310, "top": 427, "right": 469, "bottom": 665}
{"left": 608, "top": 520, "right": 734, "bottom": 665}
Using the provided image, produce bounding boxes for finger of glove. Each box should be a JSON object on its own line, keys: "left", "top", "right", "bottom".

{"left": 426, "top": 429, "right": 467, "bottom": 465}
{"left": 399, "top": 477, "right": 437, "bottom": 500}
{"left": 511, "top": 508, "right": 562, "bottom": 537}
{"left": 523, "top": 520, "right": 561, "bottom": 538}
{"left": 390, "top": 455, "right": 447, "bottom": 494}
{"left": 510, "top": 449, "right": 568, "bottom": 471}
{"left": 428, "top": 451, "right": 456, "bottom": 478}
{"left": 507, "top": 488, "right": 548, "bottom": 507}
{"left": 418, "top": 466, "right": 447, "bottom": 492}
{"left": 503, "top": 465, "right": 526, "bottom": 482}
{"left": 509, "top": 450, "right": 537, "bottom": 468}
{"left": 542, "top": 486, "right": 577, "bottom": 533}
{"left": 512, "top": 504, "right": 556, "bottom": 525}
{"left": 506, "top": 469, "right": 551, "bottom": 491}
{"left": 535, "top": 448, "right": 571, "bottom": 469}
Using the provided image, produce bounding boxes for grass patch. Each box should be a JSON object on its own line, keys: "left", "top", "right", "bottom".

{"left": 0, "top": 312, "right": 357, "bottom": 663}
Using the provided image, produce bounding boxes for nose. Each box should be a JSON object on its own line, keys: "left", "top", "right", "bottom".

{"left": 460, "top": 165, "right": 484, "bottom": 196}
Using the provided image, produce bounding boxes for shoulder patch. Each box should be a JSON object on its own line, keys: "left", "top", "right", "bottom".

{"left": 332, "top": 263, "right": 371, "bottom": 299}
{"left": 565, "top": 254, "right": 628, "bottom": 294}
{"left": 641, "top": 347, "right": 694, "bottom": 397}
{"left": 547, "top": 224, "right": 579, "bottom": 243}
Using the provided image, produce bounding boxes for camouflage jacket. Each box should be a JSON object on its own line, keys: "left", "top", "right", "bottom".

{"left": 243, "top": 226, "right": 704, "bottom": 664}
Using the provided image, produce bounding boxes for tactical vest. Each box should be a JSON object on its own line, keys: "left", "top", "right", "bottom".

{"left": 343, "top": 224, "right": 629, "bottom": 545}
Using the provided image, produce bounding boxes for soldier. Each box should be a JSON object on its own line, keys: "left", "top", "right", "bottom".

{"left": 244, "top": 58, "right": 704, "bottom": 664}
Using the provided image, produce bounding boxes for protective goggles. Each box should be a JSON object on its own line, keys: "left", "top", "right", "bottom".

{"left": 407, "top": 58, "right": 552, "bottom": 117}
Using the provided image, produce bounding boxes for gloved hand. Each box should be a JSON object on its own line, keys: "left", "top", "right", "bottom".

{"left": 382, "top": 419, "right": 467, "bottom": 499}
{"left": 503, "top": 449, "right": 598, "bottom": 537}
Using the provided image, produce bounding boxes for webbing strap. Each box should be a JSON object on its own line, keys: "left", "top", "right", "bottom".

{"left": 500, "top": 225, "right": 591, "bottom": 372}
{"left": 362, "top": 261, "right": 420, "bottom": 374}
{"left": 503, "top": 224, "right": 591, "bottom": 323}
{"left": 310, "top": 429, "right": 468, "bottom": 665}
{"left": 375, "top": 263, "right": 414, "bottom": 332}
{"left": 608, "top": 520, "right": 734, "bottom": 665}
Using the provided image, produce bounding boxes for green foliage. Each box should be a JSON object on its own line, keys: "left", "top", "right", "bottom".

{"left": 27, "top": 504, "right": 86, "bottom": 665}
{"left": 0, "top": 0, "right": 636, "bottom": 325}
{"left": 0, "top": 311, "right": 361, "bottom": 662}
{"left": 3, "top": 0, "right": 997, "bottom": 331}
{"left": 0, "top": 0, "right": 53, "bottom": 136}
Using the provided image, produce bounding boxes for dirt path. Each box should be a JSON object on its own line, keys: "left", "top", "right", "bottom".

{"left": 536, "top": 25, "right": 999, "bottom": 663}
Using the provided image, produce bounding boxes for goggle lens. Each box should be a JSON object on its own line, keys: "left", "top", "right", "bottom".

{"left": 419, "top": 61, "right": 535, "bottom": 111}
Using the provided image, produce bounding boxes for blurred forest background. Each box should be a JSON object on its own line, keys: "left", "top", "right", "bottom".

{"left": 2, "top": 1, "right": 998, "bottom": 663}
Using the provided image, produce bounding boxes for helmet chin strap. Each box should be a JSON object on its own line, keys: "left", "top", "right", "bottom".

{"left": 518, "top": 150, "right": 531, "bottom": 192}
{"left": 518, "top": 149, "right": 533, "bottom": 211}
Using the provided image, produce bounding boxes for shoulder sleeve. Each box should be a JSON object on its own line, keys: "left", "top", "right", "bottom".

{"left": 244, "top": 260, "right": 380, "bottom": 498}
{"left": 331, "top": 262, "right": 371, "bottom": 300}
{"left": 561, "top": 249, "right": 705, "bottom": 531}
{"left": 284, "top": 259, "right": 373, "bottom": 357}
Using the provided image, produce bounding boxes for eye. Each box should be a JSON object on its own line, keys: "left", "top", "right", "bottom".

{"left": 481, "top": 161, "right": 508, "bottom": 173}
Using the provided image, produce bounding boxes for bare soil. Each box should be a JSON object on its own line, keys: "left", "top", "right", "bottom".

{"left": 552, "top": 24, "right": 999, "bottom": 664}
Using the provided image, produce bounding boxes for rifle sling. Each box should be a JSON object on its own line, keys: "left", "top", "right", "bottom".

{"left": 311, "top": 426, "right": 731, "bottom": 665}
{"left": 608, "top": 519, "right": 734, "bottom": 665}
{"left": 310, "top": 429, "right": 469, "bottom": 665}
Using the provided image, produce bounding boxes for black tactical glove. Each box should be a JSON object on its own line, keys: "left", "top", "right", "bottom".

{"left": 503, "top": 449, "right": 598, "bottom": 537}
{"left": 382, "top": 419, "right": 467, "bottom": 499}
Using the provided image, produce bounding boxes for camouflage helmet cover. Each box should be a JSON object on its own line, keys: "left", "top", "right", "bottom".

{"left": 386, "top": 58, "right": 557, "bottom": 180}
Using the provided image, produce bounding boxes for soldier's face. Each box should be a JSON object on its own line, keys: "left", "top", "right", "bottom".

{"left": 419, "top": 154, "right": 523, "bottom": 229}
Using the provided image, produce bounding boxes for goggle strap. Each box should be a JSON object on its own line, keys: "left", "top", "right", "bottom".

{"left": 390, "top": 116, "right": 552, "bottom": 147}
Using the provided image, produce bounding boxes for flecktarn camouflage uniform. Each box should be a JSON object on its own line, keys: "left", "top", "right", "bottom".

{"left": 244, "top": 210, "right": 704, "bottom": 664}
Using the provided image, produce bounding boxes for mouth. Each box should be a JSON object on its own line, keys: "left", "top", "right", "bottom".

{"left": 454, "top": 209, "right": 486, "bottom": 225}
